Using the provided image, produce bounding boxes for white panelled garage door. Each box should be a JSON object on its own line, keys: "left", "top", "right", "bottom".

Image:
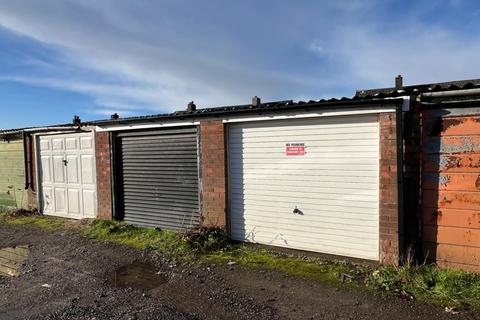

{"left": 228, "top": 114, "right": 380, "bottom": 260}
{"left": 38, "top": 132, "right": 97, "bottom": 219}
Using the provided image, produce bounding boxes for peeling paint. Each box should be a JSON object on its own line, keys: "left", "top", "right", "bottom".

{"left": 438, "top": 155, "right": 461, "bottom": 170}
{"left": 424, "top": 154, "right": 480, "bottom": 173}
{"left": 442, "top": 137, "right": 480, "bottom": 154}
{"left": 424, "top": 136, "right": 480, "bottom": 154}
{"left": 438, "top": 175, "right": 451, "bottom": 186}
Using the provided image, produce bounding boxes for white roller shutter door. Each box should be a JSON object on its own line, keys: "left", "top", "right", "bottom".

{"left": 228, "top": 114, "right": 380, "bottom": 260}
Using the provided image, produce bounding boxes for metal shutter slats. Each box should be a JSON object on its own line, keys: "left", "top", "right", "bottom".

{"left": 118, "top": 127, "right": 199, "bottom": 230}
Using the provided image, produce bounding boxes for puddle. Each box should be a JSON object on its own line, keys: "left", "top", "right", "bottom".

{"left": 107, "top": 262, "right": 168, "bottom": 290}
{"left": 0, "top": 245, "right": 30, "bottom": 277}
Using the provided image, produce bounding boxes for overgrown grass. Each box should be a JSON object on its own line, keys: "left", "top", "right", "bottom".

{"left": 1, "top": 212, "right": 480, "bottom": 310}
{"left": 367, "top": 264, "right": 480, "bottom": 309}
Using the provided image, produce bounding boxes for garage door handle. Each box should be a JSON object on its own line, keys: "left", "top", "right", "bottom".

{"left": 293, "top": 206, "right": 303, "bottom": 215}
{"left": 62, "top": 159, "right": 68, "bottom": 166}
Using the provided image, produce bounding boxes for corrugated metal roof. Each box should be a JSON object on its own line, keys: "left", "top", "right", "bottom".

{"left": 356, "top": 78, "right": 480, "bottom": 98}
{"left": 0, "top": 95, "right": 403, "bottom": 134}
{"left": 90, "top": 96, "right": 401, "bottom": 127}
{"left": 0, "top": 123, "right": 74, "bottom": 135}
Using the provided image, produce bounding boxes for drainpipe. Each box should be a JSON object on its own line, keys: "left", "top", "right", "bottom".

{"left": 419, "top": 88, "right": 480, "bottom": 99}
{"left": 418, "top": 89, "right": 480, "bottom": 107}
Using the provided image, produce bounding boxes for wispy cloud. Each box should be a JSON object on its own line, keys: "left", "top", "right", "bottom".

{"left": 0, "top": 0, "right": 478, "bottom": 120}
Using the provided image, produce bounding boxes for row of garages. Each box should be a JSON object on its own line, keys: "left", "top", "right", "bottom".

{"left": 1, "top": 79, "right": 480, "bottom": 271}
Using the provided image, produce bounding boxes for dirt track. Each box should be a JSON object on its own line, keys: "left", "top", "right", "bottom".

{"left": 0, "top": 224, "right": 478, "bottom": 320}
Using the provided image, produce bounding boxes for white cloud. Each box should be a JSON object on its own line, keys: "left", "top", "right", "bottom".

{"left": 0, "top": 0, "right": 477, "bottom": 118}
{"left": 87, "top": 108, "right": 137, "bottom": 117}
{"left": 327, "top": 24, "right": 480, "bottom": 89}
{"left": 0, "top": 1, "right": 320, "bottom": 114}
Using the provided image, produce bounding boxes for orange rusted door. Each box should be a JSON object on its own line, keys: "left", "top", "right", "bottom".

{"left": 421, "top": 110, "right": 480, "bottom": 272}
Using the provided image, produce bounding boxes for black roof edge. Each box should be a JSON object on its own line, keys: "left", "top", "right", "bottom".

{"left": 356, "top": 78, "right": 480, "bottom": 98}
{"left": 89, "top": 97, "right": 404, "bottom": 127}
{"left": 0, "top": 97, "right": 404, "bottom": 134}
{"left": 0, "top": 123, "right": 83, "bottom": 136}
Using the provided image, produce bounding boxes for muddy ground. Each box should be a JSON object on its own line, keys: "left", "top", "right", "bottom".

{"left": 0, "top": 224, "right": 478, "bottom": 320}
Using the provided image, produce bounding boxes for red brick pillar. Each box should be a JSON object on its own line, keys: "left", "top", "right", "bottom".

{"left": 95, "top": 131, "right": 113, "bottom": 220}
{"left": 379, "top": 113, "right": 400, "bottom": 265}
{"left": 199, "top": 121, "right": 227, "bottom": 228}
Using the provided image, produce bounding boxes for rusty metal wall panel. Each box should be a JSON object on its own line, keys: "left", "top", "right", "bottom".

{"left": 423, "top": 242, "right": 480, "bottom": 272}
{"left": 421, "top": 112, "right": 480, "bottom": 271}
{"left": 422, "top": 208, "right": 480, "bottom": 229}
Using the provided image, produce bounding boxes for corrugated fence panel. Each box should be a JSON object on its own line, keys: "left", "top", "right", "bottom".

{"left": 117, "top": 127, "right": 200, "bottom": 231}
{"left": 421, "top": 113, "right": 480, "bottom": 271}
{"left": 228, "top": 115, "right": 380, "bottom": 260}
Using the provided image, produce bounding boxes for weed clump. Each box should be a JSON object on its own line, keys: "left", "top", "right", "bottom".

{"left": 182, "top": 227, "right": 230, "bottom": 253}
{"left": 367, "top": 265, "right": 480, "bottom": 309}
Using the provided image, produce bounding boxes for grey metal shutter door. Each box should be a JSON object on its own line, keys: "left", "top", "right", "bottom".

{"left": 117, "top": 127, "right": 199, "bottom": 230}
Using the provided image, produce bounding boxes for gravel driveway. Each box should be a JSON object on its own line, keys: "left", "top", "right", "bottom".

{"left": 0, "top": 224, "right": 478, "bottom": 320}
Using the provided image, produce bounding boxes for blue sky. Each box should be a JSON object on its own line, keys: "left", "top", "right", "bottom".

{"left": 0, "top": 0, "right": 479, "bottom": 129}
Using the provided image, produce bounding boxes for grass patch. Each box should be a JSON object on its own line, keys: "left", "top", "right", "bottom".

{"left": 83, "top": 220, "right": 191, "bottom": 260}
{"left": 0, "top": 211, "right": 66, "bottom": 231}
{"left": 1, "top": 212, "right": 480, "bottom": 310}
{"left": 202, "top": 246, "right": 371, "bottom": 286}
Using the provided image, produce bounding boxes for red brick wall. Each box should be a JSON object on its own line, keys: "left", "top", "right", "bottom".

{"left": 199, "top": 121, "right": 227, "bottom": 228}
{"left": 379, "top": 112, "right": 400, "bottom": 265}
{"left": 95, "top": 131, "right": 113, "bottom": 220}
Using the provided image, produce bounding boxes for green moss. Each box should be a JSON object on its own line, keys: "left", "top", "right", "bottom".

{"left": 83, "top": 220, "right": 191, "bottom": 260}
{"left": 202, "top": 246, "right": 372, "bottom": 286}
{"left": 5, "top": 215, "right": 66, "bottom": 231}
